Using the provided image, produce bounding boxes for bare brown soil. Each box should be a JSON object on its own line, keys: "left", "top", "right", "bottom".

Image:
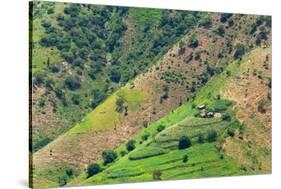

{"left": 222, "top": 47, "right": 272, "bottom": 171}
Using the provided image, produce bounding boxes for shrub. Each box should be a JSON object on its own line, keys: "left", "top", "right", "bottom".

{"left": 87, "top": 163, "right": 101, "bottom": 178}
{"left": 226, "top": 70, "right": 231, "bottom": 77}
{"left": 257, "top": 99, "right": 267, "bottom": 113}
{"left": 200, "top": 16, "right": 212, "bottom": 28}
{"left": 198, "top": 133, "right": 204, "bottom": 144}
{"left": 220, "top": 13, "right": 232, "bottom": 23}
{"left": 157, "top": 125, "right": 165, "bottom": 132}
{"left": 115, "top": 95, "right": 126, "bottom": 113}
{"left": 88, "top": 69, "right": 96, "bottom": 80}
{"left": 66, "top": 167, "right": 73, "bottom": 177}
{"left": 126, "top": 140, "right": 136, "bottom": 152}
{"left": 47, "top": 8, "right": 54, "bottom": 14}
{"left": 227, "top": 128, "right": 235, "bottom": 137}
{"left": 58, "top": 177, "right": 67, "bottom": 186}
{"left": 102, "top": 150, "right": 117, "bottom": 165}
{"left": 143, "top": 120, "right": 148, "bottom": 128}
{"left": 72, "top": 94, "right": 80, "bottom": 105}
{"left": 33, "top": 72, "right": 45, "bottom": 86}
{"left": 178, "top": 136, "right": 192, "bottom": 149}
{"left": 73, "top": 58, "right": 84, "bottom": 68}
{"left": 222, "top": 113, "right": 232, "bottom": 121}
{"left": 49, "top": 65, "right": 60, "bottom": 73}
{"left": 217, "top": 25, "right": 225, "bottom": 37}
{"left": 110, "top": 67, "right": 121, "bottom": 83}
{"left": 141, "top": 132, "right": 150, "bottom": 141}
{"left": 234, "top": 43, "right": 245, "bottom": 59}
{"left": 207, "top": 130, "right": 217, "bottom": 142}
{"left": 152, "top": 170, "right": 162, "bottom": 180}
{"left": 120, "top": 150, "right": 127, "bottom": 157}
{"left": 64, "top": 76, "right": 80, "bottom": 90}
{"left": 189, "top": 34, "right": 199, "bottom": 48}
{"left": 183, "top": 155, "right": 189, "bottom": 163}
{"left": 268, "top": 77, "right": 272, "bottom": 88}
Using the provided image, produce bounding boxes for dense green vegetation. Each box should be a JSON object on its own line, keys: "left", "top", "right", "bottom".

{"left": 30, "top": 1, "right": 203, "bottom": 152}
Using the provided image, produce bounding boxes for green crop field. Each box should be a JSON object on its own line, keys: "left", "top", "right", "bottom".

{"left": 68, "top": 57, "right": 256, "bottom": 186}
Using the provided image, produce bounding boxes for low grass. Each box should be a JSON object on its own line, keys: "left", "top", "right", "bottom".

{"left": 128, "top": 7, "right": 162, "bottom": 27}
{"left": 128, "top": 147, "right": 166, "bottom": 160}
{"left": 209, "top": 99, "right": 233, "bottom": 112}
{"left": 69, "top": 88, "right": 146, "bottom": 134}
{"left": 82, "top": 143, "right": 242, "bottom": 185}
{"left": 193, "top": 59, "right": 241, "bottom": 107}
{"left": 154, "top": 117, "right": 233, "bottom": 145}
{"left": 68, "top": 58, "right": 246, "bottom": 186}
{"left": 32, "top": 161, "right": 74, "bottom": 188}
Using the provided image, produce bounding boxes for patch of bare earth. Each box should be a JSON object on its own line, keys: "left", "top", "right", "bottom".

{"left": 31, "top": 87, "right": 68, "bottom": 149}
{"left": 222, "top": 47, "right": 272, "bottom": 172}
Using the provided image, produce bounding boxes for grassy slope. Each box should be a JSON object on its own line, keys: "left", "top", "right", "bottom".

{"left": 69, "top": 88, "right": 146, "bottom": 134}
{"left": 69, "top": 51, "right": 259, "bottom": 186}
{"left": 31, "top": 9, "right": 271, "bottom": 187}
{"left": 31, "top": 2, "right": 64, "bottom": 73}
{"left": 32, "top": 87, "right": 147, "bottom": 188}
{"left": 70, "top": 47, "right": 271, "bottom": 186}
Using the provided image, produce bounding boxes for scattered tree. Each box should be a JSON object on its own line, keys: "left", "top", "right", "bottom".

{"left": 178, "top": 136, "right": 192, "bottom": 149}
{"left": 189, "top": 34, "right": 199, "bottom": 48}
{"left": 64, "top": 76, "right": 80, "bottom": 90}
{"left": 198, "top": 133, "right": 204, "bottom": 144}
{"left": 66, "top": 167, "right": 73, "bottom": 177}
{"left": 110, "top": 67, "right": 121, "bottom": 83}
{"left": 115, "top": 93, "right": 126, "bottom": 113}
{"left": 234, "top": 43, "right": 245, "bottom": 59}
{"left": 217, "top": 25, "right": 225, "bottom": 37}
{"left": 257, "top": 99, "right": 267, "bottom": 113}
{"left": 200, "top": 16, "right": 212, "bottom": 28}
{"left": 207, "top": 130, "right": 218, "bottom": 142}
{"left": 120, "top": 150, "right": 127, "bottom": 157}
{"left": 183, "top": 154, "right": 189, "bottom": 163}
{"left": 141, "top": 132, "right": 150, "bottom": 141}
{"left": 157, "top": 125, "right": 165, "bottom": 132}
{"left": 58, "top": 177, "right": 67, "bottom": 186}
{"left": 126, "top": 140, "right": 136, "bottom": 152}
{"left": 222, "top": 113, "right": 231, "bottom": 121}
{"left": 152, "top": 170, "right": 162, "bottom": 180}
{"left": 143, "top": 120, "right": 148, "bottom": 128}
{"left": 87, "top": 163, "right": 101, "bottom": 178}
{"left": 102, "top": 150, "right": 117, "bottom": 165}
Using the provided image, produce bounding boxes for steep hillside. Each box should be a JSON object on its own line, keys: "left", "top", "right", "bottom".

{"left": 30, "top": 1, "right": 202, "bottom": 152}
{"left": 70, "top": 47, "right": 271, "bottom": 186}
{"left": 31, "top": 9, "right": 271, "bottom": 188}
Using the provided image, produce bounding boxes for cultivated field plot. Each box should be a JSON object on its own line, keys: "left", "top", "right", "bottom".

{"left": 29, "top": 1, "right": 272, "bottom": 188}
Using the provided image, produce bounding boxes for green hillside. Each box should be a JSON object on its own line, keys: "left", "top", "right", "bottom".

{"left": 70, "top": 49, "right": 270, "bottom": 186}
{"left": 30, "top": 1, "right": 202, "bottom": 152}
{"left": 30, "top": 1, "right": 271, "bottom": 188}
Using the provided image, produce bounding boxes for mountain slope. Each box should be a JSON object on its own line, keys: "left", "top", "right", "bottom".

{"left": 70, "top": 47, "right": 271, "bottom": 186}
{"left": 30, "top": 1, "right": 202, "bottom": 152}
{"left": 31, "top": 11, "right": 271, "bottom": 188}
